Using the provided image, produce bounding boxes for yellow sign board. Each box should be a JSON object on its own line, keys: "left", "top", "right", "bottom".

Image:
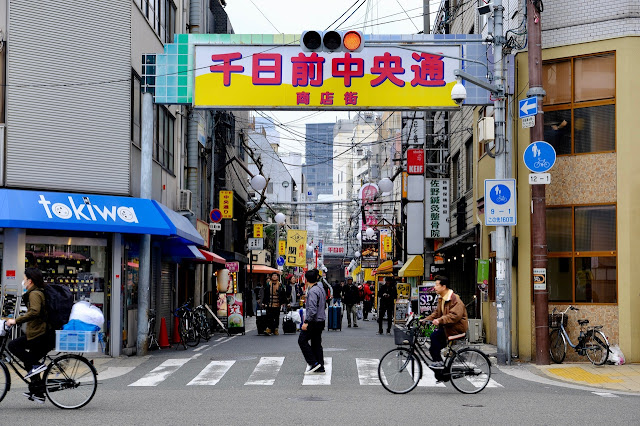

{"left": 253, "top": 224, "right": 263, "bottom": 238}
{"left": 278, "top": 240, "right": 287, "bottom": 256}
{"left": 220, "top": 190, "right": 234, "bottom": 219}
{"left": 397, "top": 283, "right": 410, "bottom": 299}
{"left": 285, "top": 230, "right": 307, "bottom": 267}
{"left": 194, "top": 45, "right": 460, "bottom": 110}
{"left": 383, "top": 236, "right": 393, "bottom": 253}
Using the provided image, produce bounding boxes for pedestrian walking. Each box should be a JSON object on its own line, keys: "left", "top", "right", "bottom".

{"left": 362, "top": 280, "right": 373, "bottom": 320}
{"left": 332, "top": 280, "right": 343, "bottom": 305}
{"left": 378, "top": 276, "right": 396, "bottom": 334}
{"left": 343, "top": 277, "right": 360, "bottom": 328}
{"left": 262, "top": 273, "right": 282, "bottom": 335}
{"left": 298, "top": 269, "right": 326, "bottom": 374}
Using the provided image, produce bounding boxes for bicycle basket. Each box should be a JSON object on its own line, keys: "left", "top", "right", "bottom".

{"left": 393, "top": 327, "right": 415, "bottom": 345}
{"left": 548, "top": 313, "right": 568, "bottom": 328}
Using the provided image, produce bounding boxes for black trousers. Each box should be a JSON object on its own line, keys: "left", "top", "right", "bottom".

{"left": 266, "top": 307, "right": 280, "bottom": 331}
{"left": 363, "top": 300, "right": 372, "bottom": 319}
{"left": 429, "top": 327, "right": 447, "bottom": 362}
{"left": 378, "top": 304, "right": 394, "bottom": 332}
{"left": 298, "top": 321, "right": 325, "bottom": 367}
{"left": 9, "top": 332, "right": 55, "bottom": 388}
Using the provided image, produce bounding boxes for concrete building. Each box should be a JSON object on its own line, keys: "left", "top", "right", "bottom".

{"left": 303, "top": 123, "right": 334, "bottom": 240}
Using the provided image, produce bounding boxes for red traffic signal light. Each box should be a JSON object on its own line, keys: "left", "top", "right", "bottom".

{"left": 300, "top": 30, "right": 364, "bottom": 52}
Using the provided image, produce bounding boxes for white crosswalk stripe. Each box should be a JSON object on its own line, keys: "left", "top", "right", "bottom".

{"left": 187, "top": 360, "right": 235, "bottom": 386}
{"left": 129, "top": 358, "right": 190, "bottom": 387}
{"left": 302, "top": 357, "right": 332, "bottom": 385}
{"left": 245, "top": 357, "right": 285, "bottom": 385}
{"left": 417, "top": 362, "right": 446, "bottom": 387}
{"left": 356, "top": 358, "right": 380, "bottom": 385}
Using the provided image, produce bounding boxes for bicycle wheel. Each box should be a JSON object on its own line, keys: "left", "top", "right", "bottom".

{"left": 448, "top": 348, "right": 492, "bottom": 394}
{"left": 44, "top": 354, "right": 97, "bottom": 409}
{"left": 0, "top": 361, "right": 9, "bottom": 403}
{"left": 549, "top": 329, "right": 566, "bottom": 364}
{"left": 198, "top": 314, "right": 212, "bottom": 341}
{"left": 378, "top": 348, "right": 422, "bottom": 394}
{"left": 585, "top": 330, "right": 609, "bottom": 366}
{"left": 179, "top": 317, "right": 200, "bottom": 347}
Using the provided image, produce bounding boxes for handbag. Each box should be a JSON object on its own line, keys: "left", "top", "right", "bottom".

{"left": 356, "top": 303, "right": 363, "bottom": 320}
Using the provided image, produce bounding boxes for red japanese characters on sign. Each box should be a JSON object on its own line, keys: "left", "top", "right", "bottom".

{"left": 219, "top": 190, "right": 234, "bottom": 219}
{"left": 324, "top": 245, "right": 345, "bottom": 254}
{"left": 407, "top": 149, "right": 425, "bottom": 175}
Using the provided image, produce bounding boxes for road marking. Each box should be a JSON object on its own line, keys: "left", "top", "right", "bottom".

{"left": 418, "top": 363, "right": 446, "bottom": 387}
{"left": 302, "top": 357, "right": 332, "bottom": 385}
{"left": 98, "top": 366, "right": 135, "bottom": 381}
{"left": 245, "top": 357, "right": 285, "bottom": 385}
{"left": 129, "top": 359, "right": 190, "bottom": 386}
{"left": 187, "top": 360, "right": 235, "bottom": 386}
{"left": 356, "top": 358, "right": 380, "bottom": 385}
{"left": 194, "top": 344, "right": 209, "bottom": 352}
{"left": 593, "top": 392, "right": 619, "bottom": 398}
{"left": 215, "top": 337, "right": 226, "bottom": 342}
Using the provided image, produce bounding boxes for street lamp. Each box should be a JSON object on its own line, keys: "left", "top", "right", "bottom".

{"left": 274, "top": 212, "right": 286, "bottom": 224}
{"left": 378, "top": 177, "right": 393, "bottom": 194}
{"left": 354, "top": 250, "right": 361, "bottom": 258}
{"left": 250, "top": 174, "right": 267, "bottom": 191}
{"left": 365, "top": 227, "right": 375, "bottom": 239}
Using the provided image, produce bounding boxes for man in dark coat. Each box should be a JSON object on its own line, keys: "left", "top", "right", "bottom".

{"left": 378, "top": 276, "right": 396, "bottom": 334}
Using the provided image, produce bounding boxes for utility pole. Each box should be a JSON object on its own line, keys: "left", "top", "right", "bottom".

{"left": 527, "top": 0, "right": 549, "bottom": 364}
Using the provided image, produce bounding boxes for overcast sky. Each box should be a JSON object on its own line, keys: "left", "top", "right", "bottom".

{"left": 224, "top": 0, "right": 442, "bottom": 153}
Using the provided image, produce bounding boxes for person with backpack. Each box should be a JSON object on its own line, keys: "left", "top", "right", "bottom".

{"left": 6, "top": 268, "right": 56, "bottom": 403}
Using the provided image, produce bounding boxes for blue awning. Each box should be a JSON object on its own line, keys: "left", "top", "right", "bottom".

{"left": 152, "top": 201, "right": 204, "bottom": 246}
{"left": 161, "top": 240, "right": 206, "bottom": 261}
{"left": 0, "top": 189, "right": 204, "bottom": 245}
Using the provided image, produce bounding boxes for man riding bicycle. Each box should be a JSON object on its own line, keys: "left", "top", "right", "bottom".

{"left": 422, "top": 276, "right": 468, "bottom": 368}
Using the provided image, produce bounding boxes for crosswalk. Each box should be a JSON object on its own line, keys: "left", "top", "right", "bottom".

{"left": 127, "top": 356, "right": 504, "bottom": 389}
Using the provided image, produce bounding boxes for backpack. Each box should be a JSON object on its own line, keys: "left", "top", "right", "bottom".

{"left": 39, "top": 284, "right": 74, "bottom": 330}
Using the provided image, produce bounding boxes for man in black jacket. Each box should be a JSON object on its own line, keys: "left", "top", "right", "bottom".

{"left": 378, "top": 277, "right": 396, "bottom": 334}
{"left": 343, "top": 277, "right": 360, "bottom": 328}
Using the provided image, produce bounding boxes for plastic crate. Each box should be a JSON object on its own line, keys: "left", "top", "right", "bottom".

{"left": 548, "top": 313, "right": 568, "bottom": 329}
{"left": 393, "top": 327, "right": 415, "bottom": 345}
{"left": 56, "top": 330, "right": 99, "bottom": 353}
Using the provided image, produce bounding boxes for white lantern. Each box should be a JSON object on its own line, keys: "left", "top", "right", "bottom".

{"left": 274, "top": 212, "right": 286, "bottom": 224}
{"left": 356, "top": 232, "right": 361, "bottom": 241}
{"left": 365, "top": 227, "right": 375, "bottom": 238}
{"left": 250, "top": 174, "right": 267, "bottom": 191}
{"left": 217, "top": 269, "right": 230, "bottom": 293}
{"left": 378, "top": 177, "right": 393, "bottom": 193}
{"left": 354, "top": 251, "right": 361, "bottom": 258}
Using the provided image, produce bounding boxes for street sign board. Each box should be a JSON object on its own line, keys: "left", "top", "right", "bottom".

{"left": 407, "top": 149, "right": 425, "bottom": 175}
{"left": 209, "top": 222, "right": 222, "bottom": 231}
{"left": 210, "top": 208, "right": 222, "bottom": 223}
{"left": 276, "top": 256, "right": 285, "bottom": 267}
{"left": 522, "top": 116, "right": 535, "bottom": 128}
{"left": 248, "top": 237, "right": 263, "bottom": 250}
{"left": 533, "top": 268, "right": 546, "bottom": 290}
{"left": 518, "top": 97, "right": 537, "bottom": 118}
{"left": 484, "top": 179, "right": 517, "bottom": 226}
{"left": 529, "top": 173, "right": 551, "bottom": 185}
{"left": 523, "top": 141, "right": 556, "bottom": 173}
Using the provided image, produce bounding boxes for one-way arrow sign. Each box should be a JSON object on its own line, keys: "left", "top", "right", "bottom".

{"left": 519, "top": 97, "right": 538, "bottom": 119}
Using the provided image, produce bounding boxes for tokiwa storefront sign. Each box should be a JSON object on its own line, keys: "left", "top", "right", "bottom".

{"left": 194, "top": 45, "right": 460, "bottom": 109}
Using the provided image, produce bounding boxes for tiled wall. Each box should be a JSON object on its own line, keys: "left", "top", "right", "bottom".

{"left": 546, "top": 153, "right": 616, "bottom": 205}
{"left": 531, "top": 304, "right": 618, "bottom": 362}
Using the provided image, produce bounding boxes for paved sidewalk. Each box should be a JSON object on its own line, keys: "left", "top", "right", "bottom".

{"left": 533, "top": 362, "right": 640, "bottom": 393}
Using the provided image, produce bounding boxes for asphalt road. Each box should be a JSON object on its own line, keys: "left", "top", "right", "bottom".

{"left": 1, "top": 317, "right": 638, "bottom": 425}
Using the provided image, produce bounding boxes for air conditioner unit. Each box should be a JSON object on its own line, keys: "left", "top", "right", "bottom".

{"left": 478, "top": 117, "right": 495, "bottom": 143}
{"left": 467, "top": 319, "right": 483, "bottom": 343}
{"left": 178, "top": 189, "right": 193, "bottom": 212}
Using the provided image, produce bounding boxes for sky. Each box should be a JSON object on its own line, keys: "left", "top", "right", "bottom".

{"left": 224, "top": 0, "right": 442, "bottom": 153}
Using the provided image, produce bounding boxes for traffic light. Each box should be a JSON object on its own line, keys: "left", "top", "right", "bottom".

{"left": 300, "top": 30, "right": 364, "bottom": 53}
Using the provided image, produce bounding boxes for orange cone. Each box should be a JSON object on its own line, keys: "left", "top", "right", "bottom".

{"left": 172, "top": 316, "right": 181, "bottom": 344}
{"left": 158, "top": 317, "right": 171, "bottom": 348}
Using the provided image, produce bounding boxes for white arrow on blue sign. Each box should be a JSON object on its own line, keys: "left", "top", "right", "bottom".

{"left": 523, "top": 141, "right": 556, "bottom": 173}
{"left": 519, "top": 97, "right": 538, "bottom": 119}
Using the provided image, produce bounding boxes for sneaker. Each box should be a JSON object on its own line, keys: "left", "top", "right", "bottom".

{"left": 353, "top": 324, "right": 358, "bottom": 328}
{"left": 273, "top": 329, "right": 279, "bottom": 336}
{"left": 263, "top": 328, "right": 272, "bottom": 336}
{"left": 386, "top": 330, "right": 391, "bottom": 335}
{"left": 348, "top": 324, "right": 352, "bottom": 328}
{"left": 22, "top": 392, "right": 45, "bottom": 404}
{"left": 363, "top": 319, "right": 369, "bottom": 321}
{"left": 377, "top": 331, "right": 383, "bottom": 335}
{"left": 429, "top": 361, "right": 445, "bottom": 369}
{"left": 25, "top": 364, "right": 46, "bottom": 379}
{"left": 315, "top": 366, "right": 326, "bottom": 374}
{"left": 305, "top": 363, "right": 322, "bottom": 374}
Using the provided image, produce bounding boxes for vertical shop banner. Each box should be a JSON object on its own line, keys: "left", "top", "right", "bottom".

{"left": 397, "top": 283, "right": 410, "bottom": 300}
{"left": 418, "top": 282, "right": 437, "bottom": 315}
{"left": 477, "top": 259, "right": 489, "bottom": 285}
{"left": 253, "top": 224, "right": 263, "bottom": 238}
{"left": 219, "top": 190, "right": 234, "bottom": 219}
{"left": 227, "top": 293, "right": 244, "bottom": 331}
{"left": 425, "top": 179, "right": 450, "bottom": 238}
{"left": 378, "top": 228, "right": 391, "bottom": 260}
{"left": 278, "top": 240, "right": 287, "bottom": 256}
{"left": 407, "top": 149, "right": 425, "bottom": 174}
{"left": 361, "top": 229, "right": 379, "bottom": 268}
{"left": 286, "top": 229, "right": 307, "bottom": 267}
{"left": 359, "top": 183, "right": 379, "bottom": 229}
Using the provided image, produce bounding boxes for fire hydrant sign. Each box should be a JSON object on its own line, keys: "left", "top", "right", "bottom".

{"left": 407, "top": 149, "right": 425, "bottom": 175}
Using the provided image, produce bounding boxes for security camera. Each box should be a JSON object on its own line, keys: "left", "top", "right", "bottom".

{"left": 451, "top": 78, "right": 467, "bottom": 105}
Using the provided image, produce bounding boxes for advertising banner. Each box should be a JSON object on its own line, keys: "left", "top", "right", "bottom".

{"left": 253, "top": 224, "right": 263, "bottom": 238}
{"left": 397, "top": 283, "right": 410, "bottom": 299}
{"left": 477, "top": 259, "right": 489, "bottom": 284}
{"left": 219, "top": 190, "right": 234, "bottom": 219}
{"left": 278, "top": 240, "right": 287, "bottom": 256}
{"left": 286, "top": 229, "right": 307, "bottom": 267}
{"left": 379, "top": 228, "right": 391, "bottom": 260}
{"left": 194, "top": 45, "right": 460, "bottom": 110}
{"left": 418, "top": 282, "right": 437, "bottom": 315}
{"left": 361, "top": 229, "right": 379, "bottom": 268}
{"left": 226, "top": 293, "right": 244, "bottom": 331}
{"left": 425, "top": 179, "right": 450, "bottom": 238}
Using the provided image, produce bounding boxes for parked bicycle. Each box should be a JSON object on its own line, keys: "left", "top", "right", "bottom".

{"left": 173, "top": 299, "right": 199, "bottom": 349}
{"left": 0, "top": 324, "right": 98, "bottom": 409}
{"left": 193, "top": 304, "right": 212, "bottom": 342}
{"left": 549, "top": 306, "right": 609, "bottom": 365}
{"left": 378, "top": 321, "right": 492, "bottom": 394}
{"left": 147, "top": 310, "right": 160, "bottom": 351}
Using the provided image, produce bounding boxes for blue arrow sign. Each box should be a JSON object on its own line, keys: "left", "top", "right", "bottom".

{"left": 276, "top": 256, "right": 285, "bottom": 267}
{"left": 519, "top": 97, "right": 538, "bottom": 119}
{"left": 523, "top": 141, "right": 556, "bottom": 173}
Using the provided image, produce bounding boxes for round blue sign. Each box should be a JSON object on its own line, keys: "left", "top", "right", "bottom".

{"left": 489, "top": 184, "right": 511, "bottom": 205}
{"left": 276, "top": 256, "right": 285, "bottom": 267}
{"left": 210, "top": 209, "right": 222, "bottom": 223}
{"left": 523, "top": 141, "right": 556, "bottom": 173}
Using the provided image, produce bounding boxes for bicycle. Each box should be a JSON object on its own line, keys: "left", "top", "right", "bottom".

{"left": 147, "top": 310, "right": 160, "bottom": 351}
{"left": 534, "top": 158, "right": 550, "bottom": 168}
{"left": 0, "top": 325, "right": 98, "bottom": 409}
{"left": 378, "top": 321, "right": 491, "bottom": 394}
{"left": 173, "top": 299, "right": 199, "bottom": 349}
{"left": 549, "top": 306, "right": 609, "bottom": 365}
{"left": 193, "top": 304, "right": 212, "bottom": 342}
{"left": 405, "top": 313, "right": 435, "bottom": 348}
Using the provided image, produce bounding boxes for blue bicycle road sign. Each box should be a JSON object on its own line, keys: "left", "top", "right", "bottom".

{"left": 485, "top": 179, "right": 517, "bottom": 226}
{"left": 523, "top": 141, "right": 556, "bottom": 173}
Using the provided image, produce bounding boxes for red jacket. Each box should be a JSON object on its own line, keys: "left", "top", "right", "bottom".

{"left": 363, "top": 285, "right": 372, "bottom": 302}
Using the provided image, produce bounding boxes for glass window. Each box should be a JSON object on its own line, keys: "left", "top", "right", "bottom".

{"left": 547, "top": 257, "right": 573, "bottom": 302}
{"left": 574, "top": 54, "right": 615, "bottom": 102}
{"left": 575, "top": 257, "right": 616, "bottom": 303}
{"left": 543, "top": 61, "right": 571, "bottom": 105}
{"left": 574, "top": 105, "right": 615, "bottom": 153}
{"left": 574, "top": 205, "right": 616, "bottom": 252}
{"left": 547, "top": 207, "right": 572, "bottom": 252}
{"left": 543, "top": 110, "right": 571, "bottom": 155}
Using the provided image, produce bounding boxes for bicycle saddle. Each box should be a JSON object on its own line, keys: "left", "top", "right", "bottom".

{"left": 448, "top": 333, "right": 466, "bottom": 341}
{"left": 578, "top": 319, "right": 589, "bottom": 325}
